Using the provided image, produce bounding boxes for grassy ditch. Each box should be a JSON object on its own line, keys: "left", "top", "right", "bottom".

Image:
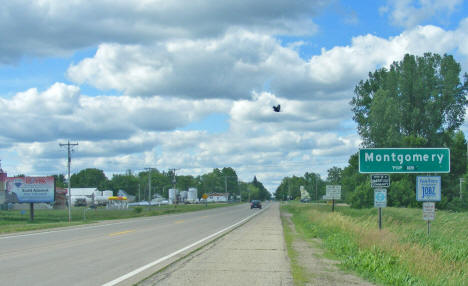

{"left": 282, "top": 202, "right": 468, "bottom": 286}
{"left": 0, "top": 203, "right": 236, "bottom": 234}
{"left": 281, "top": 213, "right": 309, "bottom": 285}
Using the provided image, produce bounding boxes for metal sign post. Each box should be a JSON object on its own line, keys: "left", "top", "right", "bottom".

{"left": 423, "top": 202, "right": 435, "bottom": 235}
{"left": 29, "top": 203, "right": 34, "bottom": 221}
{"left": 378, "top": 207, "right": 382, "bottom": 230}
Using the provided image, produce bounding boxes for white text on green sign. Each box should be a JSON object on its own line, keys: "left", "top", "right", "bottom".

{"left": 359, "top": 148, "right": 450, "bottom": 173}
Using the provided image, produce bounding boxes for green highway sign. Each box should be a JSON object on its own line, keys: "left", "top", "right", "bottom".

{"left": 359, "top": 148, "right": 450, "bottom": 173}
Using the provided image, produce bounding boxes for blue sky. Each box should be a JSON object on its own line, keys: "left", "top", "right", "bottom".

{"left": 0, "top": 0, "right": 467, "bottom": 192}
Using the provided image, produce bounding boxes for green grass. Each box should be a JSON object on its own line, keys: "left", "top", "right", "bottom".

{"left": 282, "top": 202, "right": 468, "bottom": 286}
{"left": 0, "top": 203, "right": 235, "bottom": 234}
{"left": 280, "top": 214, "right": 309, "bottom": 285}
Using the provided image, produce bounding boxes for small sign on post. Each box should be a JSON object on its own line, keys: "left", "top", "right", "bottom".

{"left": 374, "top": 189, "right": 387, "bottom": 208}
{"left": 374, "top": 189, "right": 387, "bottom": 230}
{"left": 423, "top": 202, "right": 435, "bottom": 235}
{"left": 423, "top": 202, "right": 435, "bottom": 221}
{"left": 326, "top": 185, "right": 341, "bottom": 199}
{"left": 326, "top": 185, "right": 341, "bottom": 212}
{"left": 371, "top": 174, "right": 390, "bottom": 188}
{"left": 416, "top": 176, "right": 441, "bottom": 202}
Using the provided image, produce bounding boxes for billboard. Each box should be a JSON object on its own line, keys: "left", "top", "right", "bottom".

{"left": 5, "top": 176, "right": 55, "bottom": 203}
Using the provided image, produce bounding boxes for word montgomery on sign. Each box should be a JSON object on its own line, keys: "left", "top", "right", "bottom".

{"left": 359, "top": 148, "right": 450, "bottom": 173}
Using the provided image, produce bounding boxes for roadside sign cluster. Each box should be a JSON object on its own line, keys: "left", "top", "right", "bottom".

{"left": 371, "top": 174, "right": 389, "bottom": 210}
{"left": 359, "top": 148, "right": 449, "bottom": 234}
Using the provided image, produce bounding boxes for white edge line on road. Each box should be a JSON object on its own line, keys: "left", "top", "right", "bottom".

{"left": 0, "top": 204, "right": 247, "bottom": 240}
{"left": 0, "top": 220, "right": 131, "bottom": 240}
{"left": 102, "top": 205, "right": 269, "bottom": 286}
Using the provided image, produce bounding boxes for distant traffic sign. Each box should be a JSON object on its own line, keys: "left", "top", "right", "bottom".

{"left": 371, "top": 174, "right": 390, "bottom": 188}
{"left": 374, "top": 189, "right": 387, "bottom": 208}
{"left": 359, "top": 148, "right": 450, "bottom": 173}
{"left": 326, "top": 185, "right": 341, "bottom": 200}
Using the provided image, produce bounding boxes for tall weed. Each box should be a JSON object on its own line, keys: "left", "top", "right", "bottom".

{"left": 283, "top": 203, "right": 468, "bottom": 285}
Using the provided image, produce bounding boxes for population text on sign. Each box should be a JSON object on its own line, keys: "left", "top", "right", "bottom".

{"left": 416, "top": 176, "right": 441, "bottom": 202}
{"left": 359, "top": 148, "right": 450, "bottom": 173}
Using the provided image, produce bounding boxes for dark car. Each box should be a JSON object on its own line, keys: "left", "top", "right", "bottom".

{"left": 250, "top": 200, "right": 262, "bottom": 209}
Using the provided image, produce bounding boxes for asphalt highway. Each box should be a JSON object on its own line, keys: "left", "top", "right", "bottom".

{"left": 0, "top": 203, "right": 265, "bottom": 286}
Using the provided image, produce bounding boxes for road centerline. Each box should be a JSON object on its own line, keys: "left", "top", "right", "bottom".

{"left": 109, "top": 230, "right": 135, "bottom": 236}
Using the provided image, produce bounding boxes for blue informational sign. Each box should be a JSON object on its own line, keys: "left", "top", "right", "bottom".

{"left": 374, "top": 189, "right": 387, "bottom": 208}
{"left": 416, "top": 176, "right": 441, "bottom": 202}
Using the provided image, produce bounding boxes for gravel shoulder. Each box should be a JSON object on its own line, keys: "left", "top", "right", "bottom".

{"left": 281, "top": 210, "right": 374, "bottom": 286}
{"left": 138, "top": 203, "right": 293, "bottom": 286}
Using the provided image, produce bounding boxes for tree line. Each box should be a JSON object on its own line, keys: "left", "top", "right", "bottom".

{"left": 275, "top": 53, "right": 468, "bottom": 211}
{"left": 53, "top": 167, "right": 271, "bottom": 201}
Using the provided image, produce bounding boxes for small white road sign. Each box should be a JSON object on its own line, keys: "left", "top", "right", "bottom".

{"left": 423, "top": 202, "right": 435, "bottom": 221}
{"left": 326, "top": 185, "right": 341, "bottom": 200}
{"left": 371, "top": 174, "right": 390, "bottom": 188}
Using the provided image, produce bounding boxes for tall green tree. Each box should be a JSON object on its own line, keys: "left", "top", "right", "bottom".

{"left": 53, "top": 174, "right": 67, "bottom": 188}
{"left": 70, "top": 168, "right": 109, "bottom": 190}
{"left": 222, "top": 167, "right": 239, "bottom": 196}
{"left": 351, "top": 53, "right": 468, "bottom": 148}
{"left": 111, "top": 174, "right": 139, "bottom": 196}
{"left": 326, "top": 167, "right": 343, "bottom": 184}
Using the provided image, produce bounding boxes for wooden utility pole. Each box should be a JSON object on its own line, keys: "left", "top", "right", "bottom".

{"left": 59, "top": 140, "right": 78, "bottom": 223}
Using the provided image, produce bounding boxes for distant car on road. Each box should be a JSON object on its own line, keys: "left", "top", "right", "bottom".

{"left": 250, "top": 200, "right": 262, "bottom": 209}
